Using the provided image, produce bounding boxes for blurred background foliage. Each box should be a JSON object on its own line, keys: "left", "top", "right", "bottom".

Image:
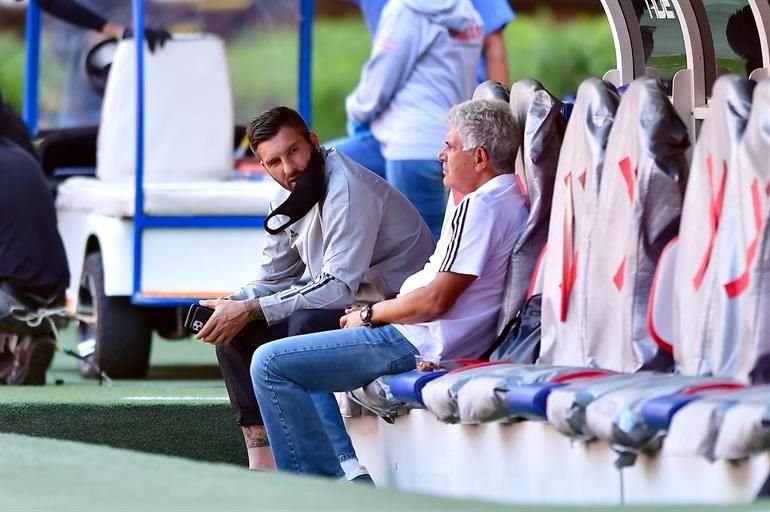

{"left": 0, "top": 9, "right": 614, "bottom": 141}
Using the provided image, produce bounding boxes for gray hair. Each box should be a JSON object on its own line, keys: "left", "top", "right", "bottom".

{"left": 447, "top": 98, "right": 520, "bottom": 174}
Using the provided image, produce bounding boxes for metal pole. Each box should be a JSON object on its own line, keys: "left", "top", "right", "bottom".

{"left": 132, "top": 0, "right": 146, "bottom": 299}
{"left": 298, "top": 0, "right": 314, "bottom": 127}
{"left": 22, "top": 1, "right": 41, "bottom": 137}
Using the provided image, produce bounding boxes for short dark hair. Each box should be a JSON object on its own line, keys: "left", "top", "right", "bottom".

{"left": 246, "top": 106, "right": 310, "bottom": 155}
{"left": 726, "top": 6, "right": 762, "bottom": 74}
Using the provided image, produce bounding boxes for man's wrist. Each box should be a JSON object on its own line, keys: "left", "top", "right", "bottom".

{"left": 243, "top": 298, "right": 265, "bottom": 322}
{"left": 102, "top": 21, "right": 126, "bottom": 39}
{"left": 359, "top": 304, "right": 374, "bottom": 327}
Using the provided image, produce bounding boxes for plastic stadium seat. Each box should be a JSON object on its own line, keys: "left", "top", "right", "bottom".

{"left": 578, "top": 76, "right": 687, "bottom": 373}
{"left": 673, "top": 75, "right": 754, "bottom": 377}
{"left": 539, "top": 78, "right": 620, "bottom": 365}
{"left": 387, "top": 369, "right": 448, "bottom": 408}
{"left": 663, "top": 385, "right": 770, "bottom": 460}
{"left": 640, "top": 382, "right": 745, "bottom": 431}
{"left": 503, "top": 369, "right": 616, "bottom": 420}
{"left": 708, "top": 78, "right": 770, "bottom": 382}
{"left": 584, "top": 376, "right": 743, "bottom": 452}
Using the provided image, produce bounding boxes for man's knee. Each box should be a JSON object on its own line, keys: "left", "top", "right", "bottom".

{"left": 288, "top": 309, "right": 343, "bottom": 336}
{"left": 214, "top": 342, "right": 237, "bottom": 363}
{"left": 250, "top": 342, "right": 279, "bottom": 387}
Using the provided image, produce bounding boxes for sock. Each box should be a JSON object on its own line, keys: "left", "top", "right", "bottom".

{"left": 341, "top": 458, "right": 367, "bottom": 480}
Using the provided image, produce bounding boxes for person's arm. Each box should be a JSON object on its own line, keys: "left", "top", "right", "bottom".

{"left": 33, "top": 0, "right": 170, "bottom": 51}
{"left": 257, "top": 170, "right": 386, "bottom": 324}
{"left": 194, "top": 238, "right": 303, "bottom": 345}
{"left": 196, "top": 169, "right": 386, "bottom": 345}
{"left": 345, "top": 3, "right": 424, "bottom": 123}
{"left": 341, "top": 195, "right": 498, "bottom": 329}
{"left": 483, "top": 29, "right": 510, "bottom": 85}
{"left": 342, "top": 272, "right": 476, "bottom": 328}
{"left": 33, "top": 0, "right": 118, "bottom": 34}
{"left": 194, "top": 204, "right": 306, "bottom": 345}
{"left": 472, "top": 0, "right": 514, "bottom": 84}
{"left": 229, "top": 226, "right": 306, "bottom": 301}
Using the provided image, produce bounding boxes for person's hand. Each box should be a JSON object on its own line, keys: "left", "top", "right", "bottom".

{"left": 195, "top": 298, "right": 249, "bottom": 346}
{"left": 122, "top": 27, "right": 172, "bottom": 53}
{"left": 340, "top": 306, "right": 364, "bottom": 329}
{"left": 345, "top": 118, "right": 371, "bottom": 139}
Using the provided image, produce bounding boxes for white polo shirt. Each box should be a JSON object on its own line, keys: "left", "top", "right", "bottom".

{"left": 394, "top": 173, "right": 528, "bottom": 360}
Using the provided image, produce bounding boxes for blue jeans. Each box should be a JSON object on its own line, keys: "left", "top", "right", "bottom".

{"left": 386, "top": 159, "right": 446, "bottom": 240}
{"left": 216, "top": 309, "right": 358, "bottom": 464}
{"left": 326, "top": 134, "right": 386, "bottom": 179}
{"left": 250, "top": 324, "right": 419, "bottom": 477}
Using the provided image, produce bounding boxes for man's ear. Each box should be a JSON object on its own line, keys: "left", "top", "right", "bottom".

{"left": 474, "top": 146, "right": 489, "bottom": 171}
{"left": 309, "top": 131, "right": 321, "bottom": 150}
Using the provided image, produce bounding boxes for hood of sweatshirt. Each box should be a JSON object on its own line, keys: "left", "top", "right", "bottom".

{"left": 401, "top": 0, "right": 478, "bottom": 32}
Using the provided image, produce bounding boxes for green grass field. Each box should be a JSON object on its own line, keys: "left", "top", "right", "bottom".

{"left": 0, "top": 328, "right": 249, "bottom": 465}
{"left": 1, "top": 433, "right": 521, "bottom": 512}
{"left": 4, "top": 329, "right": 770, "bottom": 510}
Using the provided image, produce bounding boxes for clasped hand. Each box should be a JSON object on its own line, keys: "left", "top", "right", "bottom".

{"left": 195, "top": 299, "right": 248, "bottom": 346}
{"left": 340, "top": 306, "right": 364, "bottom": 329}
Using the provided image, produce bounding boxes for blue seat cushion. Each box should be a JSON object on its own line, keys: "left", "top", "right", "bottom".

{"left": 387, "top": 369, "right": 448, "bottom": 407}
{"left": 639, "top": 394, "right": 699, "bottom": 431}
{"left": 505, "top": 382, "right": 566, "bottom": 419}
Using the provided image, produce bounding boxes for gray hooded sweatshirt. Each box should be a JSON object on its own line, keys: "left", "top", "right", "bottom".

{"left": 346, "top": 0, "right": 483, "bottom": 161}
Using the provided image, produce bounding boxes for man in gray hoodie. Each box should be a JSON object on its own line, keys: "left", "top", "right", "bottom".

{"left": 342, "top": 0, "right": 483, "bottom": 239}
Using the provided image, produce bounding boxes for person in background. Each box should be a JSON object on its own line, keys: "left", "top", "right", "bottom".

{"left": 353, "top": 0, "right": 514, "bottom": 84}
{"left": 335, "top": 0, "right": 484, "bottom": 240}
{"left": 22, "top": 0, "right": 170, "bottom": 126}
{"left": 726, "top": 5, "right": 763, "bottom": 77}
{"left": 194, "top": 107, "right": 434, "bottom": 479}
{"left": 0, "top": 94, "right": 69, "bottom": 385}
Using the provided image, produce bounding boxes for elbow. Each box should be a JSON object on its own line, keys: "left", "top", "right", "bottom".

{"left": 424, "top": 289, "right": 454, "bottom": 318}
{"left": 335, "top": 281, "right": 356, "bottom": 305}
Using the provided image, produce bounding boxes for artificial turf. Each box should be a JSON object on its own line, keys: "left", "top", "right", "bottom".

{"left": 0, "top": 328, "right": 245, "bottom": 464}
{"left": 4, "top": 331, "right": 770, "bottom": 510}
{"left": 4, "top": 433, "right": 769, "bottom": 512}
{"left": 0, "top": 433, "right": 517, "bottom": 512}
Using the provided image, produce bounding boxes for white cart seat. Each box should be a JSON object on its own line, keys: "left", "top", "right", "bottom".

{"left": 56, "top": 176, "right": 278, "bottom": 218}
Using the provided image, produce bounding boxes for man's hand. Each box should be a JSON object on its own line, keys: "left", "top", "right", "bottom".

{"left": 340, "top": 306, "right": 364, "bottom": 329}
{"left": 122, "top": 26, "right": 172, "bottom": 53}
{"left": 195, "top": 298, "right": 251, "bottom": 346}
{"left": 345, "top": 118, "right": 371, "bottom": 139}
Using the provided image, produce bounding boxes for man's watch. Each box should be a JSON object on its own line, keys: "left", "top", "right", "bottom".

{"left": 359, "top": 304, "right": 374, "bottom": 327}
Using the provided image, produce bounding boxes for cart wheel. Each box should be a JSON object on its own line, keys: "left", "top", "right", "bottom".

{"left": 76, "top": 252, "right": 152, "bottom": 379}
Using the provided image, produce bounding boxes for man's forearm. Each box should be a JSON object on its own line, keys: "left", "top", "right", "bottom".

{"left": 369, "top": 272, "right": 477, "bottom": 326}
{"left": 370, "top": 287, "right": 443, "bottom": 325}
{"left": 483, "top": 31, "right": 510, "bottom": 85}
{"left": 243, "top": 298, "right": 265, "bottom": 322}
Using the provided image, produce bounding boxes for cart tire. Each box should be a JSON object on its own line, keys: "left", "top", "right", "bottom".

{"left": 76, "top": 252, "right": 152, "bottom": 379}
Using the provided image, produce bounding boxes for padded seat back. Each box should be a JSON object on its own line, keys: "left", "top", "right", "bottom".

{"left": 709, "top": 79, "right": 770, "bottom": 381}
{"left": 583, "top": 77, "right": 688, "bottom": 372}
{"left": 472, "top": 80, "right": 510, "bottom": 103}
{"left": 539, "top": 78, "right": 620, "bottom": 366}
{"left": 672, "top": 75, "right": 754, "bottom": 377}
{"left": 97, "top": 36, "right": 234, "bottom": 183}
{"left": 496, "top": 79, "right": 564, "bottom": 333}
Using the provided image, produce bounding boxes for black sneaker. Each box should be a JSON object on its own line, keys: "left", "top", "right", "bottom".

{"left": 351, "top": 473, "right": 375, "bottom": 485}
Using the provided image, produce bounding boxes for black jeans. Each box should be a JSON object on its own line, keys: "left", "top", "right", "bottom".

{"left": 216, "top": 308, "right": 345, "bottom": 426}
